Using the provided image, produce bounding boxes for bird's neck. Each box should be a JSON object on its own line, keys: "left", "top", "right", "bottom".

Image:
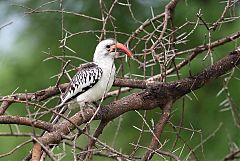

{"left": 93, "top": 56, "right": 114, "bottom": 68}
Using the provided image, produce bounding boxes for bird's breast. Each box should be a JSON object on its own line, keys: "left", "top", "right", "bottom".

{"left": 76, "top": 64, "right": 116, "bottom": 105}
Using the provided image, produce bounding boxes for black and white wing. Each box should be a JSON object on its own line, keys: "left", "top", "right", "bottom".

{"left": 61, "top": 62, "right": 103, "bottom": 104}
{"left": 48, "top": 63, "right": 103, "bottom": 125}
{"left": 41, "top": 63, "right": 102, "bottom": 157}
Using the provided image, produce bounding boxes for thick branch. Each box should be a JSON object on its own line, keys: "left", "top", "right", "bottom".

{"left": 35, "top": 47, "right": 240, "bottom": 147}
{"left": 0, "top": 115, "right": 53, "bottom": 132}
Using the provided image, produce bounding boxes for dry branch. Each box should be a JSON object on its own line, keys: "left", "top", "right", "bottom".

{"left": 142, "top": 100, "right": 173, "bottom": 161}
{"left": 222, "top": 149, "right": 240, "bottom": 161}
{"left": 1, "top": 1, "right": 240, "bottom": 160}
{"left": 1, "top": 47, "right": 240, "bottom": 160}
{"left": 0, "top": 115, "right": 53, "bottom": 132}
{"left": 29, "top": 47, "right": 240, "bottom": 152}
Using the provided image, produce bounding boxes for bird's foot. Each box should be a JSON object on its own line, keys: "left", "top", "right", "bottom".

{"left": 92, "top": 101, "right": 100, "bottom": 108}
{"left": 85, "top": 102, "right": 98, "bottom": 109}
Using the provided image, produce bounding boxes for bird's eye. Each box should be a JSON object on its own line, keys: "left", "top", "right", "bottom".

{"left": 106, "top": 45, "right": 111, "bottom": 49}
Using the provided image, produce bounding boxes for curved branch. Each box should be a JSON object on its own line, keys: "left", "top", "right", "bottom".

{"left": 35, "top": 47, "right": 240, "bottom": 147}
{"left": 0, "top": 101, "right": 12, "bottom": 115}
{"left": 0, "top": 115, "right": 53, "bottom": 132}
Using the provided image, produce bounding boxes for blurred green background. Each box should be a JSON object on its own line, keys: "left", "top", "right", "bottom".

{"left": 0, "top": 0, "right": 240, "bottom": 160}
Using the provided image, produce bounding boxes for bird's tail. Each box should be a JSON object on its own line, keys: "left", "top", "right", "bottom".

{"left": 49, "top": 103, "right": 68, "bottom": 124}
{"left": 41, "top": 102, "right": 68, "bottom": 136}
{"left": 23, "top": 103, "right": 69, "bottom": 161}
{"left": 38, "top": 103, "right": 69, "bottom": 160}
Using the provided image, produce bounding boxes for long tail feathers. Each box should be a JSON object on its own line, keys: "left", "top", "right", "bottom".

{"left": 49, "top": 103, "right": 68, "bottom": 124}
{"left": 40, "top": 103, "right": 68, "bottom": 137}
{"left": 23, "top": 103, "right": 70, "bottom": 161}
{"left": 38, "top": 103, "right": 69, "bottom": 161}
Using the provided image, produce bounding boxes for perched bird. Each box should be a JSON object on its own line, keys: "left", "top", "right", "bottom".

{"left": 51, "top": 38, "right": 133, "bottom": 124}
{"left": 26, "top": 39, "right": 133, "bottom": 161}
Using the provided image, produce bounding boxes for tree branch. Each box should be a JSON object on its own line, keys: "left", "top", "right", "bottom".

{"left": 33, "top": 47, "right": 240, "bottom": 149}
{"left": 0, "top": 115, "right": 53, "bottom": 132}
{"left": 222, "top": 149, "right": 240, "bottom": 161}
{"left": 141, "top": 100, "right": 173, "bottom": 161}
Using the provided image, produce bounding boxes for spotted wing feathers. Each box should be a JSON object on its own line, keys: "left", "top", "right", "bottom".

{"left": 61, "top": 63, "right": 103, "bottom": 104}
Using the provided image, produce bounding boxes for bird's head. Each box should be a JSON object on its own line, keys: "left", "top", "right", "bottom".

{"left": 93, "top": 38, "right": 133, "bottom": 62}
